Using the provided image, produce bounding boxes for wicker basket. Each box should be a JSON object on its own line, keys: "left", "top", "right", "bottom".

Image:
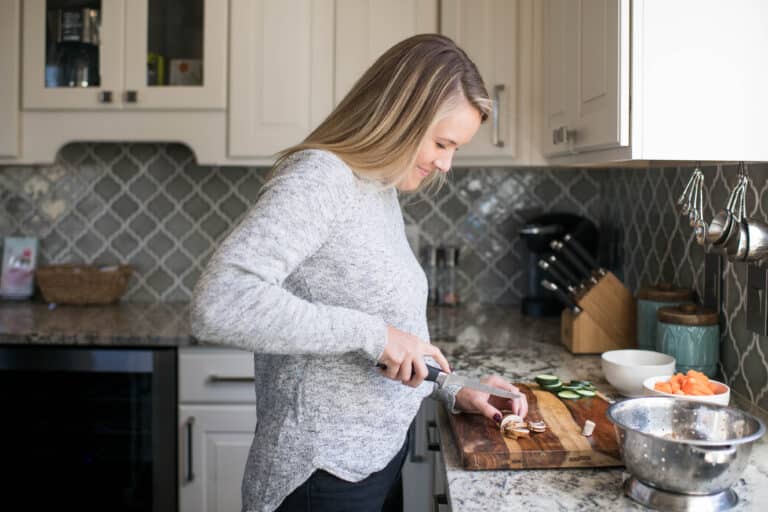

{"left": 35, "top": 264, "right": 133, "bottom": 305}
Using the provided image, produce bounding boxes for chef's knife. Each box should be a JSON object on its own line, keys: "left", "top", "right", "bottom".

{"left": 538, "top": 259, "right": 578, "bottom": 295}
{"left": 563, "top": 233, "right": 607, "bottom": 276}
{"left": 550, "top": 240, "right": 599, "bottom": 285}
{"left": 376, "top": 363, "right": 523, "bottom": 399}
{"left": 541, "top": 279, "right": 582, "bottom": 314}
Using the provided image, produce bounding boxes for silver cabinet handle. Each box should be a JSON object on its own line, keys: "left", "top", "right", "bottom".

{"left": 553, "top": 126, "right": 576, "bottom": 145}
{"left": 98, "top": 90, "right": 113, "bottom": 103}
{"left": 427, "top": 420, "right": 440, "bottom": 452}
{"left": 208, "top": 375, "right": 255, "bottom": 383}
{"left": 492, "top": 84, "right": 505, "bottom": 147}
{"left": 123, "top": 90, "right": 138, "bottom": 103}
{"left": 184, "top": 417, "right": 195, "bottom": 483}
{"left": 433, "top": 494, "right": 448, "bottom": 512}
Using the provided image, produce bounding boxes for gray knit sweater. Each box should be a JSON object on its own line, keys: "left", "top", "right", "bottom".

{"left": 190, "top": 149, "right": 455, "bottom": 512}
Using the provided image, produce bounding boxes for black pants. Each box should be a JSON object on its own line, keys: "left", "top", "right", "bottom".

{"left": 275, "top": 433, "right": 409, "bottom": 512}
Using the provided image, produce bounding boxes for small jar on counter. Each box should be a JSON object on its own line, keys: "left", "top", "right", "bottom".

{"left": 636, "top": 283, "right": 693, "bottom": 351}
{"left": 438, "top": 246, "right": 460, "bottom": 306}
{"left": 656, "top": 304, "right": 719, "bottom": 377}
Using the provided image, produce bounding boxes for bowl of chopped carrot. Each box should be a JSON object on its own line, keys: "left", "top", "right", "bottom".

{"left": 643, "top": 370, "right": 730, "bottom": 405}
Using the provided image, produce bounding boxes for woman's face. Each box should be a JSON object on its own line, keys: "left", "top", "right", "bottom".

{"left": 397, "top": 99, "right": 482, "bottom": 192}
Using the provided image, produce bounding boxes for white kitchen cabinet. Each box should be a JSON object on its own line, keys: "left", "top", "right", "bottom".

{"left": 0, "top": 0, "right": 20, "bottom": 159}
{"left": 334, "top": 0, "right": 437, "bottom": 104}
{"left": 179, "top": 347, "right": 257, "bottom": 512}
{"left": 228, "top": 0, "right": 334, "bottom": 159}
{"left": 442, "top": 0, "right": 545, "bottom": 166}
{"left": 543, "top": 0, "right": 768, "bottom": 164}
{"left": 22, "top": 0, "right": 226, "bottom": 110}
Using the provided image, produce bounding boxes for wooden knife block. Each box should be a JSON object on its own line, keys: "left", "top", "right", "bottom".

{"left": 561, "top": 272, "right": 637, "bottom": 354}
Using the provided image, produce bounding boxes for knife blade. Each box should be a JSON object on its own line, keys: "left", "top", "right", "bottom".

{"left": 375, "top": 363, "right": 523, "bottom": 399}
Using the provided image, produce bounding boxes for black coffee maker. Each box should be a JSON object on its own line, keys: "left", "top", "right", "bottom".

{"left": 519, "top": 213, "right": 598, "bottom": 317}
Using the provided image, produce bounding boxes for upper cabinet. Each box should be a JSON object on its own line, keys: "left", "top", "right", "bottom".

{"left": 228, "top": 0, "right": 334, "bottom": 160}
{"left": 335, "top": 0, "right": 437, "bottom": 104}
{"left": 442, "top": 0, "right": 545, "bottom": 166}
{"left": 0, "top": 0, "right": 20, "bottom": 159}
{"left": 22, "top": 0, "right": 226, "bottom": 110}
{"left": 542, "top": 0, "right": 768, "bottom": 164}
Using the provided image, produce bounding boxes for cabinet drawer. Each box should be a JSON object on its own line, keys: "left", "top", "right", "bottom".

{"left": 179, "top": 347, "right": 256, "bottom": 403}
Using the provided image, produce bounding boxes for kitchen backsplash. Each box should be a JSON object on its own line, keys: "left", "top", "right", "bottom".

{"left": 1, "top": 143, "right": 767, "bottom": 410}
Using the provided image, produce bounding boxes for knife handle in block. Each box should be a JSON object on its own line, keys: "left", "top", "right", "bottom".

{"left": 375, "top": 362, "right": 441, "bottom": 382}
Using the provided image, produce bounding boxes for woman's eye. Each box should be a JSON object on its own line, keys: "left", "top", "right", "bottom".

{"left": 436, "top": 142, "right": 446, "bottom": 150}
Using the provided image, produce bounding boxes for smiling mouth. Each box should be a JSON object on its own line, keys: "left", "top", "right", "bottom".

{"left": 418, "top": 166, "right": 431, "bottom": 177}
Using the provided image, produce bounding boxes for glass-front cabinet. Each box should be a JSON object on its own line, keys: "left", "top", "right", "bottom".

{"left": 22, "top": 0, "right": 226, "bottom": 110}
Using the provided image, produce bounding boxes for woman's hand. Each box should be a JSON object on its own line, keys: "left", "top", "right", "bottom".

{"left": 454, "top": 375, "right": 528, "bottom": 424}
{"left": 378, "top": 325, "right": 451, "bottom": 388}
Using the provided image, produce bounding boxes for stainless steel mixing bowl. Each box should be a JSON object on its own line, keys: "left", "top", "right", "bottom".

{"left": 607, "top": 397, "right": 765, "bottom": 495}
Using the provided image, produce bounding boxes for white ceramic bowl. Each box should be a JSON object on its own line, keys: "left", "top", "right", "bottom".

{"left": 643, "top": 375, "right": 731, "bottom": 406}
{"left": 601, "top": 349, "right": 676, "bottom": 397}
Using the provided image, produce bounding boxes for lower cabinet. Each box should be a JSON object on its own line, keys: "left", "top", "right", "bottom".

{"left": 179, "top": 347, "right": 257, "bottom": 512}
{"left": 178, "top": 404, "right": 256, "bottom": 512}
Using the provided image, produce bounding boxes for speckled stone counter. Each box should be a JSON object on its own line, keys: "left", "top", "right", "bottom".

{"left": 2, "top": 300, "right": 767, "bottom": 510}
{"left": 428, "top": 303, "right": 768, "bottom": 512}
{"left": 0, "top": 300, "right": 193, "bottom": 346}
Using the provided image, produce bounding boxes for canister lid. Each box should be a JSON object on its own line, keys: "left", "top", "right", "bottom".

{"left": 637, "top": 282, "right": 693, "bottom": 302}
{"left": 657, "top": 304, "right": 718, "bottom": 326}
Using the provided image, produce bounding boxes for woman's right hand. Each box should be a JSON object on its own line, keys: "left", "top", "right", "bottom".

{"left": 377, "top": 325, "right": 451, "bottom": 388}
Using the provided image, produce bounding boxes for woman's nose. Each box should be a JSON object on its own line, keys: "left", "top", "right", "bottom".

{"left": 434, "top": 158, "right": 451, "bottom": 173}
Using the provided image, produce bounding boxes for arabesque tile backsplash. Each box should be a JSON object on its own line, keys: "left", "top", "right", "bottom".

{"left": 1, "top": 143, "right": 767, "bottom": 411}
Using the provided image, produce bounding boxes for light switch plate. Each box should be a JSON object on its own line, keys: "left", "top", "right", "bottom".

{"left": 746, "top": 263, "right": 768, "bottom": 336}
{"left": 703, "top": 253, "right": 723, "bottom": 315}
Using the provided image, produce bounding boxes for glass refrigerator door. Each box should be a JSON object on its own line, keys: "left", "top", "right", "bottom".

{"left": 23, "top": 0, "right": 124, "bottom": 109}
{"left": 123, "top": 0, "right": 226, "bottom": 109}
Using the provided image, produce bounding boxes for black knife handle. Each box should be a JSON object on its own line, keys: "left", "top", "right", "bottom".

{"left": 549, "top": 254, "right": 584, "bottom": 287}
{"left": 564, "top": 233, "right": 605, "bottom": 275}
{"left": 376, "top": 362, "right": 441, "bottom": 382}
{"left": 550, "top": 241, "right": 598, "bottom": 284}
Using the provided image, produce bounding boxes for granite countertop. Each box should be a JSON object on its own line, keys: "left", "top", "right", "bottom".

{"left": 428, "top": 304, "right": 768, "bottom": 512}
{"left": 2, "top": 300, "right": 767, "bottom": 510}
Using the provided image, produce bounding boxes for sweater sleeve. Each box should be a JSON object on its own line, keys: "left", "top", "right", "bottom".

{"left": 189, "top": 151, "right": 388, "bottom": 361}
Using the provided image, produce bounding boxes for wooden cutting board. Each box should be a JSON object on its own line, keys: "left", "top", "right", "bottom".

{"left": 447, "top": 383, "right": 623, "bottom": 469}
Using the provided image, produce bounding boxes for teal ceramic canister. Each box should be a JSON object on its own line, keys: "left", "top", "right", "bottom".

{"left": 656, "top": 304, "right": 720, "bottom": 377}
{"left": 636, "top": 284, "right": 694, "bottom": 351}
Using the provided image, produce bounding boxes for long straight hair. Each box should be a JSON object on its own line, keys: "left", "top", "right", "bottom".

{"left": 275, "top": 34, "right": 492, "bottom": 192}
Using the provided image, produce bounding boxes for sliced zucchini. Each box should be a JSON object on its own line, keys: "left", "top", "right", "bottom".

{"left": 557, "top": 390, "right": 581, "bottom": 400}
{"left": 569, "top": 380, "right": 592, "bottom": 387}
{"left": 576, "top": 389, "right": 596, "bottom": 397}
{"left": 535, "top": 374, "right": 560, "bottom": 386}
{"left": 541, "top": 382, "right": 563, "bottom": 392}
{"left": 562, "top": 384, "right": 583, "bottom": 391}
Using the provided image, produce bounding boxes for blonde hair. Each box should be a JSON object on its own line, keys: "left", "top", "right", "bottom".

{"left": 275, "top": 34, "right": 492, "bottom": 192}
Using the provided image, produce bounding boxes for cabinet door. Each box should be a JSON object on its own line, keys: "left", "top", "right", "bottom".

{"left": 179, "top": 404, "right": 257, "bottom": 512}
{"left": 22, "top": 0, "right": 124, "bottom": 110}
{"left": 123, "top": 0, "right": 227, "bottom": 109}
{"left": 334, "top": 0, "right": 437, "bottom": 104}
{"left": 569, "top": 0, "right": 629, "bottom": 153}
{"left": 542, "top": 0, "right": 572, "bottom": 157}
{"left": 0, "top": 0, "right": 20, "bottom": 157}
{"left": 228, "top": 0, "right": 334, "bottom": 159}
{"left": 441, "top": 0, "right": 517, "bottom": 160}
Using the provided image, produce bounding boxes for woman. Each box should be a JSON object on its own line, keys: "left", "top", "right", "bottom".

{"left": 190, "top": 34, "right": 528, "bottom": 512}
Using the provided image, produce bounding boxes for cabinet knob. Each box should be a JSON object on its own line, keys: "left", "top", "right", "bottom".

{"left": 98, "top": 90, "right": 113, "bottom": 103}
{"left": 553, "top": 126, "right": 575, "bottom": 145}
{"left": 123, "top": 90, "right": 139, "bottom": 103}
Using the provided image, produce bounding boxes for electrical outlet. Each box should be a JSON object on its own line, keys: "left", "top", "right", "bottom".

{"left": 703, "top": 253, "right": 723, "bottom": 314}
{"left": 746, "top": 263, "right": 768, "bottom": 336}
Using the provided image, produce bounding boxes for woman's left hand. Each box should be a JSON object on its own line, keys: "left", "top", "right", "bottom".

{"left": 454, "top": 375, "right": 528, "bottom": 425}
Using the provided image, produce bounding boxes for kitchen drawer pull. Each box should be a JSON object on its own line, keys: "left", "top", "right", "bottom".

{"left": 427, "top": 420, "right": 440, "bottom": 451}
{"left": 492, "top": 84, "right": 505, "bottom": 147}
{"left": 184, "top": 417, "right": 195, "bottom": 483}
{"left": 98, "top": 90, "right": 112, "bottom": 103}
{"left": 208, "top": 374, "right": 255, "bottom": 383}
{"left": 123, "top": 90, "right": 138, "bottom": 103}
